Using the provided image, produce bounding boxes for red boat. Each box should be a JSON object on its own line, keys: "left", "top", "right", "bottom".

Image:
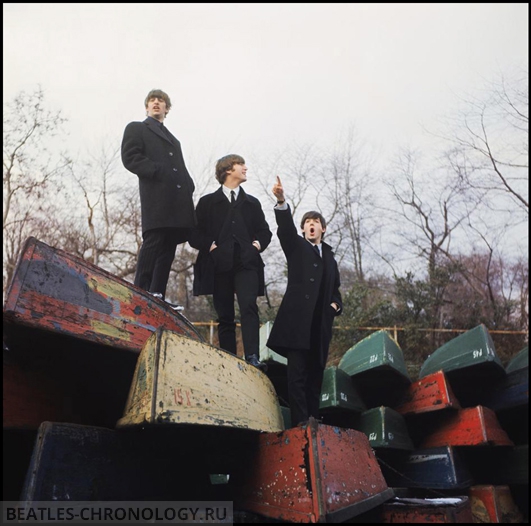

{"left": 394, "top": 370, "right": 461, "bottom": 416}
{"left": 373, "top": 496, "right": 474, "bottom": 523}
{"left": 420, "top": 406, "right": 514, "bottom": 448}
{"left": 469, "top": 485, "right": 524, "bottom": 523}
{"left": 3, "top": 237, "right": 203, "bottom": 430}
{"left": 234, "top": 417, "right": 393, "bottom": 522}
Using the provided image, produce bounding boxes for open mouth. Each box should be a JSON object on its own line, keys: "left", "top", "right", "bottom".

{"left": 310, "top": 227, "right": 315, "bottom": 236}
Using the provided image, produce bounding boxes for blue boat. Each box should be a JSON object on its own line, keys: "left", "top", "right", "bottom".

{"left": 377, "top": 445, "right": 473, "bottom": 490}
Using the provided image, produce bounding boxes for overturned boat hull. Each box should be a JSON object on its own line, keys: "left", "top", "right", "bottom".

{"left": 3, "top": 236, "right": 203, "bottom": 356}
{"left": 234, "top": 417, "right": 394, "bottom": 523}
{"left": 117, "top": 329, "right": 284, "bottom": 433}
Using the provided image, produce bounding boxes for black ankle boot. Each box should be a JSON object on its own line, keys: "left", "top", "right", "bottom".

{"left": 246, "top": 354, "right": 268, "bottom": 372}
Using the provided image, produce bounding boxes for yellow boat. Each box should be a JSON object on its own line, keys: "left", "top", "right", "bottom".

{"left": 117, "top": 329, "right": 284, "bottom": 433}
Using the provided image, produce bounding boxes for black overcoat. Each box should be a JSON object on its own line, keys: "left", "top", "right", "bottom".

{"left": 266, "top": 206, "right": 342, "bottom": 366}
{"left": 189, "top": 187, "right": 272, "bottom": 296}
{"left": 121, "top": 118, "right": 196, "bottom": 234}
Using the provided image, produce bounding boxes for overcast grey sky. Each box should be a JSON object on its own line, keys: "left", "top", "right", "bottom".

{"left": 3, "top": 3, "right": 528, "bottom": 165}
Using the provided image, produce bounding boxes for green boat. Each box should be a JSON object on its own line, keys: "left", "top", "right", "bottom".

{"left": 319, "top": 366, "right": 366, "bottom": 414}
{"left": 357, "top": 406, "right": 414, "bottom": 450}
{"left": 419, "top": 325, "right": 506, "bottom": 407}
{"left": 420, "top": 325, "right": 504, "bottom": 378}
{"left": 338, "top": 330, "right": 411, "bottom": 408}
{"left": 506, "top": 345, "right": 528, "bottom": 374}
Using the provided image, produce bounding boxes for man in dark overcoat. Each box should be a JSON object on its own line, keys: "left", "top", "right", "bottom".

{"left": 189, "top": 154, "right": 272, "bottom": 370}
{"left": 268, "top": 176, "right": 342, "bottom": 426}
{"left": 121, "top": 89, "right": 195, "bottom": 303}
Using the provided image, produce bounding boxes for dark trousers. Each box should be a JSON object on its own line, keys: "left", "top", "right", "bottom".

{"left": 287, "top": 349, "right": 326, "bottom": 427}
{"left": 134, "top": 227, "right": 190, "bottom": 297}
{"left": 213, "top": 261, "right": 260, "bottom": 359}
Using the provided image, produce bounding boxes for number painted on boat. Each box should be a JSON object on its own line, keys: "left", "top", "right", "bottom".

{"left": 369, "top": 354, "right": 378, "bottom": 364}
{"left": 340, "top": 392, "right": 348, "bottom": 401}
{"left": 388, "top": 432, "right": 394, "bottom": 440}
{"left": 173, "top": 387, "right": 192, "bottom": 406}
{"left": 369, "top": 432, "right": 377, "bottom": 440}
{"left": 472, "top": 349, "right": 483, "bottom": 359}
{"left": 322, "top": 394, "right": 330, "bottom": 401}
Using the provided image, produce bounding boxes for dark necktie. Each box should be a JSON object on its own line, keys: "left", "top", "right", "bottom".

{"left": 313, "top": 244, "right": 320, "bottom": 257}
{"left": 230, "top": 190, "right": 236, "bottom": 206}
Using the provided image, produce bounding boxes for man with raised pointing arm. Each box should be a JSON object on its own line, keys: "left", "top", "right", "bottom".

{"left": 267, "top": 176, "right": 342, "bottom": 426}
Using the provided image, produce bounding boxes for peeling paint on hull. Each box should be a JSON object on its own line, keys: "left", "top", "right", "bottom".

{"left": 234, "top": 417, "right": 393, "bottom": 522}
{"left": 3, "top": 237, "right": 203, "bottom": 355}
{"left": 393, "top": 370, "right": 461, "bottom": 416}
{"left": 117, "top": 329, "right": 284, "bottom": 433}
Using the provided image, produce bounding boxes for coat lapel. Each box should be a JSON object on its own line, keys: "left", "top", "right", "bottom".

{"left": 143, "top": 118, "right": 173, "bottom": 145}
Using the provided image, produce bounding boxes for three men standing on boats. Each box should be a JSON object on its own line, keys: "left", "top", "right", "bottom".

{"left": 122, "top": 90, "right": 342, "bottom": 422}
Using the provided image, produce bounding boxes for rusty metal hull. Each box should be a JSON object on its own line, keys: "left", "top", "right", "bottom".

{"left": 117, "top": 329, "right": 284, "bottom": 433}
{"left": 420, "top": 406, "right": 514, "bottom": 448}
{"left": 234, "top": 417, "right": 394, "bottom": 523}
{"left": 469, "top": 485, "right": 524, "bottom": 523}
{"left": 3, "top": 237, "right": 203, "bottom": 355}
{"left": 394, "top": 370, "right": 461, "bottom": 416}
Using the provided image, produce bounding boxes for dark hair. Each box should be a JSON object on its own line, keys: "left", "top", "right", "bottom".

{"left": 215, "top": 154, "right": 245, "bottom": 184}
{"left": 300, "top": 211, "right": 327, "bottom": 239}
{"left": 144, "top": 89, "right": 172, "bottom": 109}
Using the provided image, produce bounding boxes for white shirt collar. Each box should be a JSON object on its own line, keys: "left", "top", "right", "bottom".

{"left": 222, "top": 185, "right": 240, "bottom": 201}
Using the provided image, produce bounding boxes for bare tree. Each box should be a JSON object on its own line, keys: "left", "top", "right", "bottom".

{"left": 385, "top": 147, "right": 483, "bottom": 338}
{"left": 3, "top": 87, "right": 71, "bottom": 295}
{"left": 434, "top": 68, "right": 528, "bottom": 221}
{"left": 318, "top": 127, "right": 378, "bottom": 287}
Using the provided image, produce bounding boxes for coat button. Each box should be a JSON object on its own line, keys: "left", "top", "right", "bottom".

{"left": 313, "top": 263, "right": 318, "bottom": 267}
{"left": 305, "top": 294, "right": 310, "bottom": 300}
{"left": 310, "top": 277, "right": 315, "bottom": 282}
{"left": 176, "top": 184, "right": 181, "bottom": 188}
{"left": 173, "top": 168, "right": 178, "bottom": 171}
{"left": 169, "top": 152, "right": 174, "bottom": 156}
